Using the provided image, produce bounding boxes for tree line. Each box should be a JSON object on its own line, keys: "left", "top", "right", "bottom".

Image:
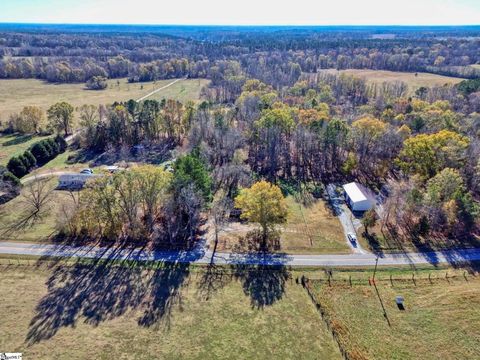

{"left": 1, "top": 27, "right": 479, "bottom": 85}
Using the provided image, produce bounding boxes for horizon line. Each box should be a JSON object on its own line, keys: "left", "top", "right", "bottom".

{"left": 1, "top": 22, "right": 480, "bottom": 27}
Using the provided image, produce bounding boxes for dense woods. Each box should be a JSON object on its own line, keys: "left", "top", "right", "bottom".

{"left": 1, "top": 25, "right": 480, "bottom": 86}
{"left": 1, "top": 25, "right": 480, "bottom": 249}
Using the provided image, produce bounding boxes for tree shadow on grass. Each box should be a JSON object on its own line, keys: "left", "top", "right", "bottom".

{"left": 198, "top": 228, "right": 291, "bottom": 309}
{"left": 25, "top": 252, "right": 190, "bottom": 345}
{"left": 2, "top": 134, "right": 34, "bottom": 146}
{"left": 227, "top": 229, "right": 291, "bottom": 308}
{"left": 234, "top": 264, "right": 290, "bottom": 309}
{"left": 197, "top": 262, "right": 290, "bottom": 309}
{"left": 363, "top": 232, "right": 384, "bottom": 257}
{"left": 196, "top": 264, "right": 233, "bottom": 301}
{"left": 137, "top": 261, "right": 190, "bottom": 329}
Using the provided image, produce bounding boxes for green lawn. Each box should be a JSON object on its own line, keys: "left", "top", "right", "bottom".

{"left": 0, "top": 177, "right": 70, "bottom": 242}
{"left": 0, "top": 133, "right": 51, "bottom": 166}
{"left": 145, "top": 78, "right": 210, "bottom": 104}
{"left": 27, "top": 149, "right": 88, "bottom": 176}
{"left": 0, "top": 264, "right": 341, "bottom": 359}
{"left": 311, "top": 269, "right": 480, "bottom": 360}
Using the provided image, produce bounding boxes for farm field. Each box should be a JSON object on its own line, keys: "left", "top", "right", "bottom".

{"left": 0, "top": 77, "right": 209, "bottom": 119}
{"left": 145, "top": 78, "right": 210, "bottom": 104}
{"left": 216, "top": 196, "right": 350, "bottom": 254}
{"left": 0, "top": 263, "right": 341, "bottom": 360}
{"left": 319, "top": 69, "right": 464, "bottom": 91}
{"left": 310, "top": 269, "right": 480, "bottom": 360}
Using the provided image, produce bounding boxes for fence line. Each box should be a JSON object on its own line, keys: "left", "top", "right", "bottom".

{"left": 306, "top": 271, "right": 477, "bottom": 287}
{"left": 299, "top": 275, "right": 362, "bottom": 360}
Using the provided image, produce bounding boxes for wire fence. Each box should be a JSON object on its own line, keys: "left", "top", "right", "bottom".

{"left": 303, "top": 269, "right": 478, "bottom": 288}
{"left": 297, "top": 271, "right": 479, "bottom": 360}
{"left": 298, "top": 275, "right": 361, "bottom": 360}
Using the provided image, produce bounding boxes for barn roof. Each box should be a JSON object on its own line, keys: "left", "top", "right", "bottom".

{"left": 342, "top": 182, "right": 368, "bottom": 203}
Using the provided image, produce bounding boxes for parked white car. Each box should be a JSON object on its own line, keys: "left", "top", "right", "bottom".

{"left": 347, "top": 232, "right": 357, "bottom": 246}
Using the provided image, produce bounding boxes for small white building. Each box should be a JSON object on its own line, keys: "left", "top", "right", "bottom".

{"left": 58, "top": 173, "right": 96, "bottom": 190}
{"left": 342, "top": 182, "right": 374, "bottom": 212}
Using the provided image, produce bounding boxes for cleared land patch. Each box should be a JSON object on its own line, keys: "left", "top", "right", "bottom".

{"left": 0, "top": 78, "right": 209, "bottom": 119}
{"left": 319, "top": 69, "right": 464, "bottom": 90}
{"left": 217, "top": 196, "right": 350, "bottom": 254}
{"left": 0, "top": 263, "right": 341, "bottom": 359}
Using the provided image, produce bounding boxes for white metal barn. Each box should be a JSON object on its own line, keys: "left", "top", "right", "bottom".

{"left": 342, "top": 182, "right": 373, "bottom": 212}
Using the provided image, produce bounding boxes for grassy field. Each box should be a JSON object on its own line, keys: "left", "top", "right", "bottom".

{"left": 217, "top": 196, "right": 350, "bottom": 254}
{"left": 0, "top": 263, "right": 341, "bottom": 359}
{"left": 310, "top": 269, "right": 480, "bottom": 360}
{"left": 146, "top": 78, "right": 210, "bottom": 104}
{"left": 0, "top": 133, "right": 51, "bottom": 166}
{"left": 0, "top": 77, "right": 209, "bottom": 119}
{"left": 319, "top": 69, "right": 464, "bottom": 91}
{"left": 26, "top": 148, "right": 89, "bottom": 176}
{"left": 0, "top": 177, "right": 70, "bottom": 242}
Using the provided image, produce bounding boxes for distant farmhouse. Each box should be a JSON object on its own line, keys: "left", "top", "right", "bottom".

{"left": 342, "top": 182, "right": 374, "bottom": 212}
{"left": 58, "top": 173, "right": 97, "bottom": 190}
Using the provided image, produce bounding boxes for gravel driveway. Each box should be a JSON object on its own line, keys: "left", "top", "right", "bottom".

{"left": 326, "top": 184, "right": 369, "bottom": 254}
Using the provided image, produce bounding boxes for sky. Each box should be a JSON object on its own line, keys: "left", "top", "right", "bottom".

{"left": 0, "top": 0, "right": 479, "bottom": 26}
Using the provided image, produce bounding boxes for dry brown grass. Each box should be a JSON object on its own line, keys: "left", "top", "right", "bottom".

{"left": 319, "top": 69, "right": 464, "bottom": 91}
{"left": 216, "top": 196, "right": 350, "bottom": 254}
{"left": 311, "top": 269, "right": 480, "bottom": 360}
{"left": 0, "top": 264, "right": 341, "bottom": 359}
{"left": 0, "top": 78, "right": 209, "bottom": 120}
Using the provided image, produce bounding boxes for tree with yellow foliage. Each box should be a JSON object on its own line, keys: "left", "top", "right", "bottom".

{"left": 234, "top": 180, "right": 288, "bottom": 248}
{"left": 396, "top": 130, "right": 469, "bottom": 179}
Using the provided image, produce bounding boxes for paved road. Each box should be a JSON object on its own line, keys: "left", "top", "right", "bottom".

{"left": 21, "top": 171, "right": 72, "bottom": 184}
{"left": 1, "top": 241, "right": 479, "bottom": 267}
{"left": 136, "top": 77, "right": 186, "bottom": 102}
{"left": 326, "top": 184, "right": 368, "bottom": 254}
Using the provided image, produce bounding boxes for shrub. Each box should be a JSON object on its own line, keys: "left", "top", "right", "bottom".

{"left": 86, "top": 76, "right": 108, "bottom": 90}
{"left": 7, "top": 156, "right": 27, "bottom": 178}
{"left": 30, "top": 137, "right": 63, "bottom": 166}
{"left": 2, "top": 170, "right": 21, "bottom": 186}
{"left": 18, "top": 154, "right": 31, "bottom": 170}
{"left": 46, "top": 138, "right": 60, "bottom": 155}
{"left": 42, "top": 140, "right": 54, "bottom": 157}
{"left": 31, "top": 142, "right": 50, "bottom": 164}
{"left": 23, "top": 150, "right": 37, "bottom": 169}
{"left": 40, "top": 138, "right": 59, "bottom": 160}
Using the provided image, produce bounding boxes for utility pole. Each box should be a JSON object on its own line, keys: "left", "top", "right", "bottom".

{"left": 373, "top": 256, "right": 379, "bottom": 281}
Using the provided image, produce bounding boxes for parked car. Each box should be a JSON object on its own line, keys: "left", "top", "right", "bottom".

{"left": 80, "top": 168, "right": 93, "bottom": 175}
{"left": 347, "top": 232, "right": 357, "bottom": 246}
